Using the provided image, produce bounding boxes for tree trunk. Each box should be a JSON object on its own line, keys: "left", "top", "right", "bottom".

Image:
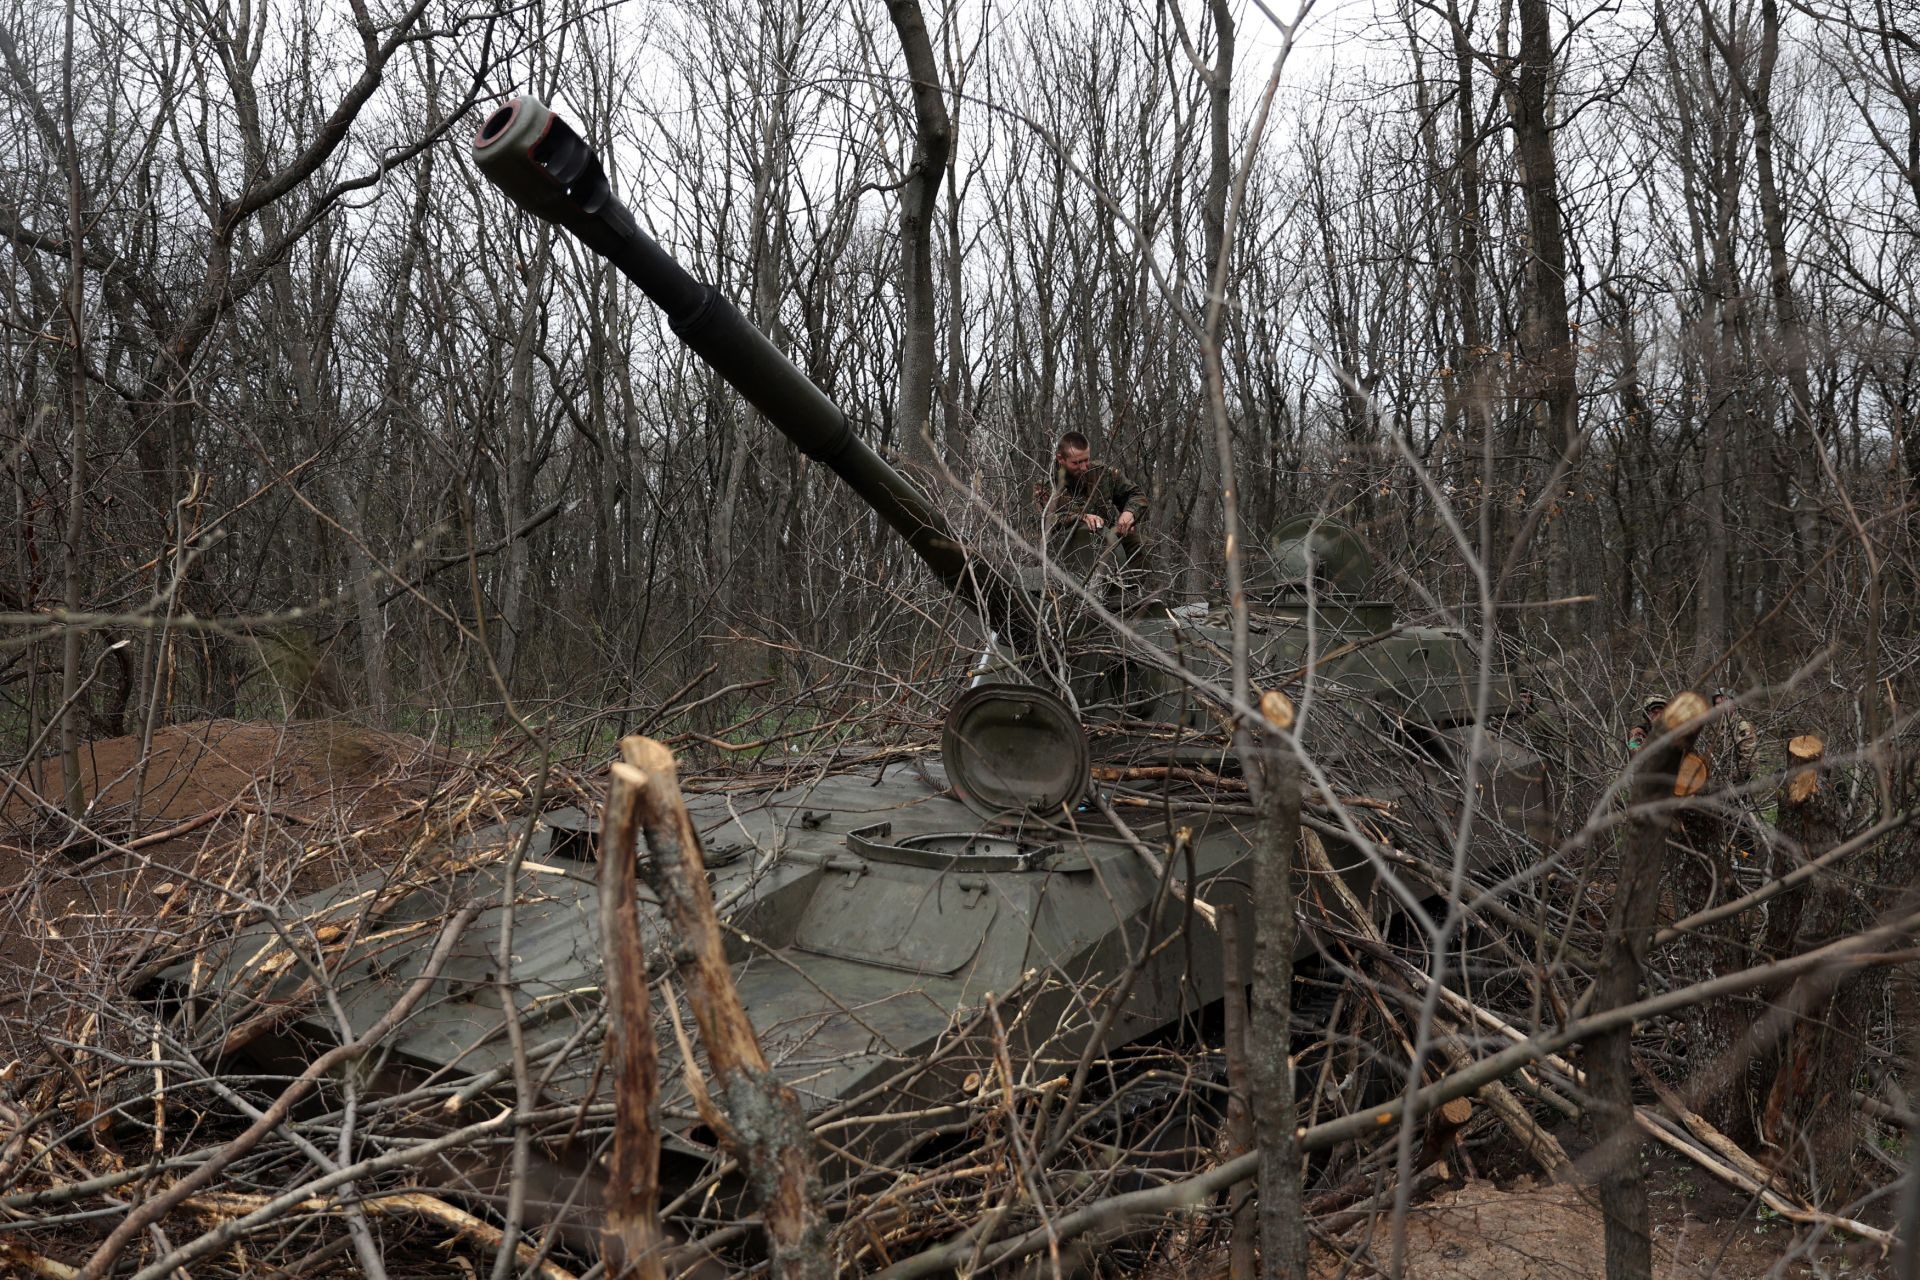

{"left": 1183, "top": 0, "right": 1233, "bottom": 601}
{"left": 616, "top": 738, "right": 828, "bottom": 1280}
{"left": 1591, "top": 693, "right": 1708, "bottom": 1280}
{"left": 1760, "top": 736, "right": 1869, "bottom": 1207}
{"left": 1220, "top": 904, "right": 1256, "bottom": 1280}
{"left": 1506, "top": 0, "right": 1579, "bottom": 589}
{"left": 886, "top": 0, "right": 952, "bottom": 470}
{"left": 498, "top": 226, "right": 551, "bottom": 690}
{"left": 1247, "top": 693, "right": 1305, "bottom": 1280}
{"left": 56, "top": 0, "right": 85, "bottom": 817}
{"left": 598, "top": 767, "right": 666, "bottom": 1280}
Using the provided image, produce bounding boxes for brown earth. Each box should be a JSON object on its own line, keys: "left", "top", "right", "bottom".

{"left": 0, "top": 720, "right": 475, "bottom": 1017}
{"left": 1159, "top": 1140, "right": 1885, "bottom": 1280}
{"left": 3, "top": 718, "right": 465, "bottom": 836}
{"left": 1327, "top": 1173, "right": 1863, "bottom": 1279}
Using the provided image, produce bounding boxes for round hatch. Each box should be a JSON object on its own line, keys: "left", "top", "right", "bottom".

{"left": 942, "top": 683, "right": 1090, "bottom": 821}
{"left": 1266, "top": 516, "right": 1374, "bottom": 594}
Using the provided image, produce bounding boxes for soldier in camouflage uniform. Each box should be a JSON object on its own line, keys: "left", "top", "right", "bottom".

{"left": 1710, "top": 689, "right": 1759, "bottom": 785}
{"left": 1627, "top": 692, "right": 1668, "bottom": 755}
{"left": 1035, "top": 431, "right": 1149, "bottom": 555}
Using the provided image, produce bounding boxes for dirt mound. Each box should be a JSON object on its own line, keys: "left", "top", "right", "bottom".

{"left": 0, "top": 719, "right": 482, "bottom": 1019}
{"left": 2, "top": 721, "right": 472, "bottom": 859}
{"left": 4, "top": 719, "right": 462, "bottom": 838}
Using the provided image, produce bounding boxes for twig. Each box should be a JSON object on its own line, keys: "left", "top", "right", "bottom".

{"left": 182, "top": 1190, "right": 581, "bottom": 1280}
{"left": 868, "top": 900, "right": 1920, "bottom": 1279}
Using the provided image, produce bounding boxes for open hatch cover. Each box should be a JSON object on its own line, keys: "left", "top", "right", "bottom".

{"left": 941, "top": 683, "right": 1090, "bottom": 822}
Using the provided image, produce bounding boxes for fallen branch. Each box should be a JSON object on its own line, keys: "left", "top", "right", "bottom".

{"left": 1305, "top": 1098, "right": 1471, "bottom": 1220}
{"left": 74, "top": 904, "right": 483, "bottom": 1280}
{"left": 1634, "top": 1106, "right": 1888, "bottom": 1247}
{"left": 1405, "top": 954, "right": 1894, "bottom": 1248}
{"left": 126, "top": 802, "right": 232, "bottom": 848}
{"left": 1296, "top": 827, "right": 1577, "bottom": 1183}
{"left": 0, "top": 1242, "right": 77, "bottom": 1279}
{"left": 599, "top": 763, "right": 666, "bottom": 1280}
{"left": 1318, "top": 1166, "right": 1451, "bottom": 1237}
{"left": 1431, "top": 1030, "right": 1575, "bottom": 1183}
{"left": 183, "top": 1189, "right": 582, "bottom": 1280}
{"left": 618, "top": 736, "right": 828, "bottom": 1280}
{"left": 1089, "top": 764, "right": 1395, "bottom": 812}
{"left": 1657, "top": 809, "right": 1912, "bottom": 945}
{"left": 1093, "top": 794, "right": 1217, "bottom": 926}
{"left": 116, "top": 1102, "right": 583, "bottom": 1280}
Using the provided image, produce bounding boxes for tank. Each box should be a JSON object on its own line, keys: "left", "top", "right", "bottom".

{"left": 164, "top": 97, "right": 1547, "bottom": 1263}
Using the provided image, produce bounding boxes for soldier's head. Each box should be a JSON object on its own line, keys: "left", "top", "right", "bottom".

{"left": 1712, "top": 688, "right": 1733, "bottom": 706}
{"left": 1641, "top": 693, "right": 1669, "bottom": 724}
{"left": 1055, "top": 432, "right": 1092, "bottom": 480}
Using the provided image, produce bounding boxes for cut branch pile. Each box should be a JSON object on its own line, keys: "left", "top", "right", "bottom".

{"left": 0, "top": 695, "right": 1910, "bottom": 1279}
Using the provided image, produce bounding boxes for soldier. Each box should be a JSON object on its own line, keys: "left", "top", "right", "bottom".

{"left": 1711, "top": 689, "right": 1759, "bottom": 785}
{"left": 1508, "top": 684, "right": 1566, "bottom": 840}
{"left": 1627, "top": 692, "right": 1669, "bottom": 754}
{"left": 1036, "top": 432, "right": 1148, "bottom": 547}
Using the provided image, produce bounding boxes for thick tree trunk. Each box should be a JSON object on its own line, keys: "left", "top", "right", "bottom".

{"left": 1733, "top": 0, "right": 1816, "bottom": 451}
{"left": 1505, "top": 0, "right": 1579, "bottom": 586}
{"left": 1444, "top": 0, "right": 1494, "bottom": 560}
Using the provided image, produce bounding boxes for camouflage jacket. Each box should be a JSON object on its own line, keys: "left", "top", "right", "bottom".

{"left": 1713, "top": 715, "right": 1759, "bottom": 780}
{"left": 1034, "top": 461, "right": 1149, "bottom": 529}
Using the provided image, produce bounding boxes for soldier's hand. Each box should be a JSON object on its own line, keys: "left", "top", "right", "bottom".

{"left": 1115, "top": 511, "right": 1135, "bottom": 535}
{"left": 1081, "top": 513, "right": 1105, "bottom": 530}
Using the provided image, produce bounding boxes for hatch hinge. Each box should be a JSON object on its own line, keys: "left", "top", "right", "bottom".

{"left": 822, "top": 854, "right": 869, "bottom": 887}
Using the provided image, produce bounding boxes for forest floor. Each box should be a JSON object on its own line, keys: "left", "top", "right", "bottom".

{"left": 0, "top": 721, "right": 1891, "bottom": 1279}
{"left": 1297, "top": 1144, "right": 1878, "bottom": 1278}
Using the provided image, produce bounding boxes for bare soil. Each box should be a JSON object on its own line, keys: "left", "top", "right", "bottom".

{"left": 0, "top": 719, "right": 471, "bottom": 1010}
{"left": 4, "top": 718, "right": 463, "bottom": 832}
{"left": 1285, "top": 1142, "right": 1885, "bottom": 1280}
{"left": 1324, "top": 1175, "right": 1857, "bottom": 1279}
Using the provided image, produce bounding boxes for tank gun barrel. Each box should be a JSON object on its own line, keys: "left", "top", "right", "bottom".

{"left": 472, "top": 97, "right": 1018, "bottom": 640}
